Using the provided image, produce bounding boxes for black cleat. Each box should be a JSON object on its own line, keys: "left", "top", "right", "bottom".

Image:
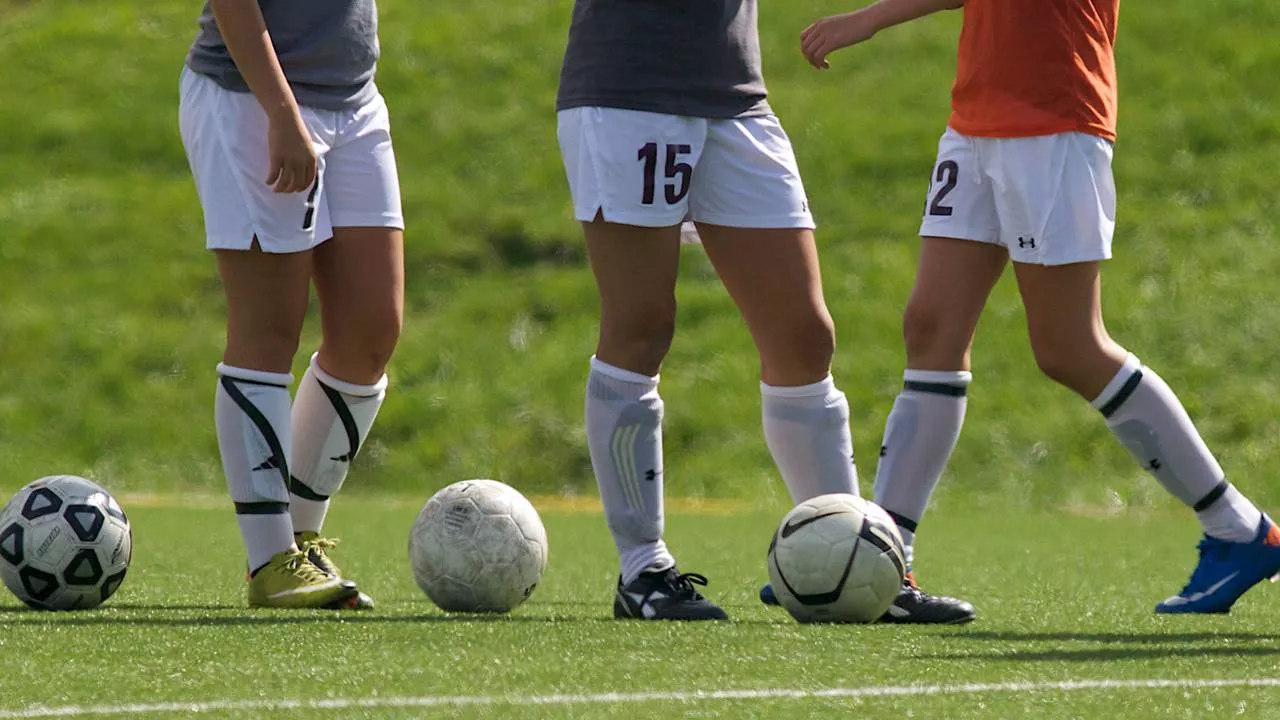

{"left": 614, "top": 567, "right": 729, "bottom": 621}
{"left": 878, "top": 573, "right": 975, "bottom": 625}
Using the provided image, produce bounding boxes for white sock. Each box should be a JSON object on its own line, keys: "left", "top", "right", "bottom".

{"left": 289, "top": 354, "right": 388, "bottom": 535}
{"left": 215, "top": 364, "right": 296, "bottom": 572}
{"left": 761, "top": 375, "right": 859, "bottom": 503}
{"left": 873, "top": 369, "right": 970, "bottom": 566}
{"left": 585, "top": 357, "right": 675, "bottom": 584}
{"left": 1094, "top": 354, "right": 1262, "bottom": 542}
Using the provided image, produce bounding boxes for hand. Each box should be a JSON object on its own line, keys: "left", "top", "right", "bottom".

{"left": 801, "top": 11, "right": 880, "bottom": 69}
{"left": 264, "top": 105, "right": 317, "bottom": 194}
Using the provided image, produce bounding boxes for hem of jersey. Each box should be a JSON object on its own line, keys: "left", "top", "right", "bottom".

{"left": 556, "top": 96, "right": 772, "bottom": 121}
{"left": 330, "top": 213, "right": 405, "bottom": 230}
{"left": 918, "top": 223, "right": 1000, "bottom": 244}
{"left": 946, "top": 120, "right": 1117, "bottom": 143}
{"left": 690, "top": 212, "right": 816, "bottom": 230}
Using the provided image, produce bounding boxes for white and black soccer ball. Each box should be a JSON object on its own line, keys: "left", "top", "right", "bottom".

{"left": 0, "top": 475, "right": 132, "bottom": 611}
{"left": 767, "top": 493, "right": 905, "bottom": 624}
{"left": 409, "top": 479, "right": 548, "bottom": 613}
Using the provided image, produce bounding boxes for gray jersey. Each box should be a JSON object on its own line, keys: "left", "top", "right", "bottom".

{"left": 556, "top": 0, "right": 769, "bottom": 119}
{"left": 186, "top": 0, "right": 379, "bottom": 111}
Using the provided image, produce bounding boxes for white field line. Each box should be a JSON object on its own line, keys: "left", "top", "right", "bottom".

{"left": 3, "top": 678, "right": 1280, "bottom": 718}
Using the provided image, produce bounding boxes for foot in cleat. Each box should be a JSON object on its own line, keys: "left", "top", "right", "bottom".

{"left": 614, "top": 567, "right": 728, "bottom": 621}
{"left": 760, "top": 583, "right": 779, "bottom": 606}
{"left": 247, "top": 549, "right": 360, "bottom": 609}
{"left": 878, "top": 572, "right": 975, "bottom": 625}
{"left": 296, "top": 532, "right": 374, "bottom": 610}
{"left": 1155, "top": 515, "right": 1280, "bottom": 615}
{"left": 761, "top": 572, "right": 975, "bottom": 625}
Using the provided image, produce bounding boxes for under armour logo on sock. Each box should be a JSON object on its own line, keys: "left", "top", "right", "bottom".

{"left": 1148, "top": 458, "right": 1162, "bottom": 471}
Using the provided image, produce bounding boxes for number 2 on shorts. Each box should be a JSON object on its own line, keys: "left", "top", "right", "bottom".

{"left": 928, "top": 160, "right": 959, "bottom": 217}
{"left": 637, "top": 142, "right": 692, "bottom": 206}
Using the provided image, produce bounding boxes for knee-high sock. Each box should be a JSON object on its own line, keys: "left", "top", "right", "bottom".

{"left": 289, "top": 353, "right": 388, "bottom": 534}
{"left": 761, "top": 375, "right": 859, "bottom": 503}
{"left": 1095, "top": 354, "right": 1261, "bottom": 542}
{"left": 216, "top": 363, "right": 295, "bottom": 573}
{"left": 873, "top": 369, "right": 971, "bottom": 567}
{"left": 585, "top": 357, "right": 674, "bottom": 584}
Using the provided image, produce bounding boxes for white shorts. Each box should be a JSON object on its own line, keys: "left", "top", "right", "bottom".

{"left": 179, "top": 68, "right": 404, "bottom": 253}
{"left": 557, "top": 107, "right": 815, "bottom": 230}
{"left": 918, "top": 128, "right": 1116, "bottom": 266}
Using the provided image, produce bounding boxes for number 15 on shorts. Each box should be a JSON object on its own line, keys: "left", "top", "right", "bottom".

{"left": 638, "top": 142, "right": 692, "bottom": 205}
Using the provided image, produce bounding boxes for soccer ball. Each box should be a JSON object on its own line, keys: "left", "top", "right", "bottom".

{"left": 408, "top": 479, "right": 548, "bottom": 613}
{"left": 767, "top": 493, "right": 905, "bottom": 623}
{"left": 0, "top": 475, "right": 132, "bottom": 611}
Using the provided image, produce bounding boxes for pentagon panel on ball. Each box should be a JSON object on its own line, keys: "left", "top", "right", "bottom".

{"left": 0, "top": 475, "right": 132, "bottom": 610}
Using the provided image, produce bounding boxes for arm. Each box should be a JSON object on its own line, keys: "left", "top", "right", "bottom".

{"left": 801, "top": 0, "right": 964, "bottom": 69}
{"left": 209, "top": 0, "right": 316, "bottom": 193}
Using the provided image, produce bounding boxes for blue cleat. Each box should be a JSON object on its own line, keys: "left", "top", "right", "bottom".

{"left": 760, "top": 583, "right": 779, "bottom": 606}
{"left": 1155, "top": 516, "right": 1280, "bottom": 614}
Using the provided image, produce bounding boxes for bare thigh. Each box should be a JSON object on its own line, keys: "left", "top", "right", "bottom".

{"left": 583, "top": 217, "right": 683, "bottom": 376}
{"left": 695, "top": 224, "right": 833, "bottom": 387}
{"left": 311, "top": 227, "right": 405, "bottom": 385}
{"left": 216, "top": 242, "right": 313, "bottom": 374}
{"left": 902, "top": 237, "right": 1009, "bottom": 371}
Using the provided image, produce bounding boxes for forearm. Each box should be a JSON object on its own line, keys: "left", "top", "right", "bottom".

{"left": 209, "top": 0, "right": 297, "bottom": 118}
{"left": 861, "top": 0, "right": 963, "bottom": 33}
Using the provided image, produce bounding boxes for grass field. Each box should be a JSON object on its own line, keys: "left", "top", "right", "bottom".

{"left": 2, "top": 500, "right": 1279, "bottom": 719}
{"left": 2, "top": 1, "right": 1280, "bottom": 717}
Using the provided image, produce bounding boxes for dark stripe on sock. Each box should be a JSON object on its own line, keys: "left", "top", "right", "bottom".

{"left": 234, "top": 501, "right": 290, "bottom": 515}
{"left": 886, "top": 510, "right": 919, "bottom": 533}
{"left": 220, "top": 375, "right": 291, "bottom": 490}
{"left": 1193, "top": 480, "right": 1230, "bottom": 512}
{"left": 318, "top": 379, "right": 362, "bottom": 463}
{"left": 289, "top": 476, "right": 330, "bottom": 502}
{"left": 1098, "top": 369, "right": 1144, "bottom": 418}
{"left": 903, "top": 380, "right": 967, "bottom": 397}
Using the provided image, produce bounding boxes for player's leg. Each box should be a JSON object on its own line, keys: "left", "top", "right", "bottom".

{"left": 180, "top": 67, "right": 357, "bottom": 609}
{"left": 690, "top": 115, "right": 859, "bottom": 506}
{"left": 873, "top": 237, "right": 1003, "bottom": 624}
{"left": 1002, "top": 131, "right": 1276, "bottom": 614}
{"left": 287, "top": 93, "right": 404, "bottom": 604}
{"left": 861, "top": 130, "right": 1006, "bottom": 624}
{"left": 1015, "top": 259, "right": 1276, "bottom": 613}
{"left": 559, "top": 107, "right": 726, "bottom": 620}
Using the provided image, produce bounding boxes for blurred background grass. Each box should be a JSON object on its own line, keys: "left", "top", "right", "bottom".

{"left": 0, "top": 0, "right": 1277, "bottom": 516}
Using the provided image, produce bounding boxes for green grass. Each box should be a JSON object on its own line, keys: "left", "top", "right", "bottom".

{"left": 0, "top": 0, "right": 1278, "bottom": 508}
{"left": 2, "top": 500, "right": 1279, "bottom": 718}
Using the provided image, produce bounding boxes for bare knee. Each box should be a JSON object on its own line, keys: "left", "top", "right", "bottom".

{"left": 758, "top": 309, "right": 836, "bottom": 385}
{"left": 597, "top": 303, "right": 677, "bottom": 375}
{"left": 901, "top": 300, "right": 971, "bottom": 369}
{"left": 321, "top": 312, "right": 403, "bottom": 383}
{"left": 1029, "top": 334, "right": 1123, "bottom": 398}
{"left": 224, "top": 318, "right": 303, "bottom": 373}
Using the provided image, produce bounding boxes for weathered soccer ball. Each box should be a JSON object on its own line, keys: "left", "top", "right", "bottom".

{"left": 767, "top": 493, "right": 905, "bottom": 623}
{"left": 409, "top": 480, "right": 548, "bottom": 613}
{"left": 0, "top": 475, "right": 132, "bottom": 610}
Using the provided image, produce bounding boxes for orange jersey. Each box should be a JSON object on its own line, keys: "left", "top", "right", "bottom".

{"left": 949, "top": 0, "right": 1119, "bottom": 141}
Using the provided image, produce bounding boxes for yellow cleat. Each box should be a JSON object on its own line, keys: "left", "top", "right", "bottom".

{"left": 247, "top": 549, "right": 359, "bottom": 609}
